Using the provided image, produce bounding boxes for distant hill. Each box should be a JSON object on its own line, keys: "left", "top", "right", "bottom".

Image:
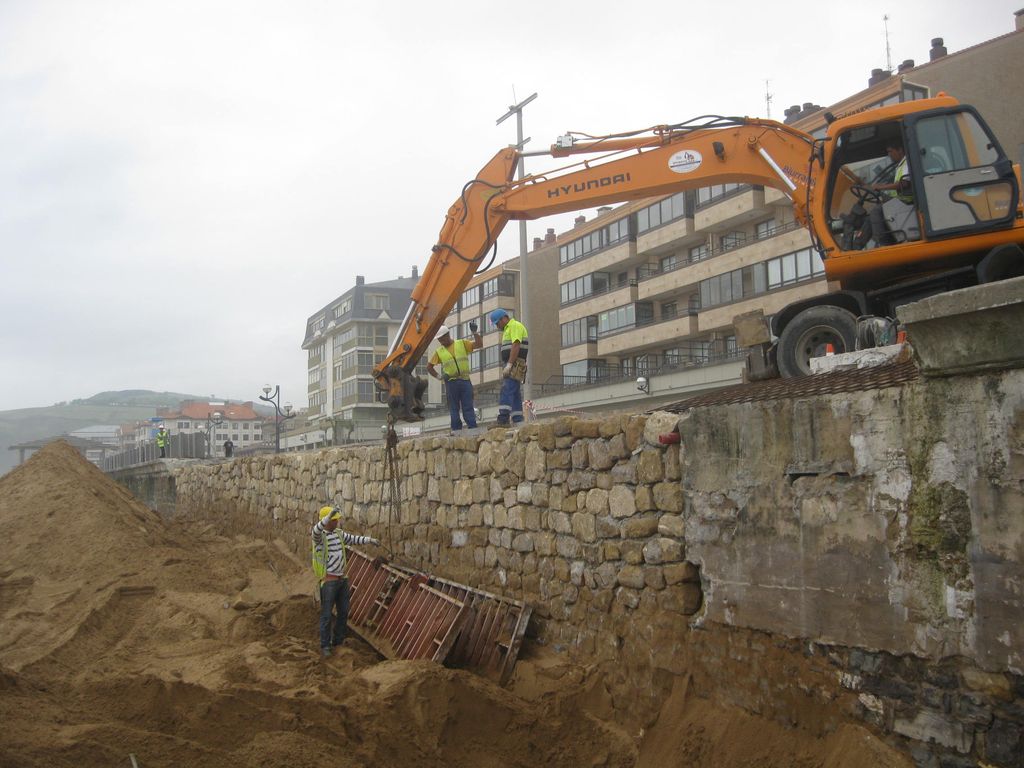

{"left": 0, "top": 390, "right": 272, "bottom": 477}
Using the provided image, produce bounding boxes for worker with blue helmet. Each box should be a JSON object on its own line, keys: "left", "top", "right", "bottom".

{"left": 489, "top": 309, "right": 529, "bottom": 426}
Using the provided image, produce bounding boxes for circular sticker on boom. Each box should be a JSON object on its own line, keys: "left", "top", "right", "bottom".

{"left": 669, "top": 149, "right": 703, "bottom": 174}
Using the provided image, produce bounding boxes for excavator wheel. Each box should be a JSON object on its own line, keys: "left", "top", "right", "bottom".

{"left": 777, "top": 306, "right": 857, "bottom": 378}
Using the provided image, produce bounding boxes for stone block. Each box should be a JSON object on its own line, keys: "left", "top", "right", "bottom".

{"left": 644, "top": 567, "right": 666, "bottom": 590}
{"left": 472, "top": 477, "right": 489, "bottom": 503}
{"left": 643, "top": 411, "right": 679, "bottom": 447}
{"left": 588, "top": 439, "right": 616, "bottom": 471}
{"left": 643, "top": 537, "right": 684, "bottom": 564}
{"left": 893, "top": 710, "right": 971, "bottom": 754}
{"left": 603, "top": 541, "right": 621, "bottom": 560}
{"left": 572, "top": 512, "right": 597, "bottom": 542}
{"left": 517, "top": 482, "right": 532, "bottom": 504}
{"left": 454, "top": 479, "right": 473, "bottom": 506}
{"left": 451, "top": 530, "right": 468, "bottom": 548}
{"left": 549, "top": 510, "right": 572, "bottom": 534}
{"left": 596, "top": 516, "right": 620, "bottom": 539}
{"left": 659, "top": 583, "right": 703, "bottom": 615}
{"left": 522, "top": 507, "right": 541, "bottom": 531}
{"left": 556, "top": 535, "right": 582, "bottom": 559}
{"left": 525, "top": 441, "right": 546, "bottom": 481}
{"left": 439, "top": 479, "right": 454, "bottom": 504}
{"left": 620, "top": 541, "right": 644, "bottom": 564}
{"left": 608, "top": 485, "right": 636, "bottom": 519}
{"left": 532, "top": 483, "right": 550, "bottom": 508}
{"left": 611, "top": 461, "right": 637, "bottom": 485}
{"left": 567, "top": 470, "right": 596, "bottom": 492}
{"left": 533, "top": 531, "right": 556, "bottom": 556}
{"left": 658, "top": 514, "right": 685, "bottom": 538}
{"left": 548, "top": 450, "right": 571, "bottom": 470}
{"left": 961, "top": 668, "right": 1012, "bottom": 701}
{"left": 663, "top": 561, "right": 699, "bottom": 585}
{"left": 653, "top": 482, "right": 683, "bottom": 512}
{"left": 572, "top": 420, "right": 602, "bottom": 439}
{"left": 571, "top": 441, "right": 589, "bottom": 469}
{"left": 616, "top": 586, "right": 642, "bottom": 610}
{"left": 635, "top": 485, "right": 655, "bottom": 512}
{"left": 617, "top": 565, "right": 646, "bottom": 589}
{"left": 512, "top": 533, "right": 535, "bottom": 553}
{"left": 622, "top": 515, "right": 660, "bottom": 539}
{"left": 636, "top": 450, "right": 664, "bottom": 483}
{"left": 586, "top": 488, "right": 610, "bottom": 515}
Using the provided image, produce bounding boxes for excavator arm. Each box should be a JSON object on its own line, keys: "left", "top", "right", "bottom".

{"left": 374, "top": 117, "right": 816, "bottom": 421}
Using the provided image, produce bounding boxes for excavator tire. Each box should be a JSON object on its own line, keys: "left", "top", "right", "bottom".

{"left": 777, "top": 305, "right": 857, "bottom": 378}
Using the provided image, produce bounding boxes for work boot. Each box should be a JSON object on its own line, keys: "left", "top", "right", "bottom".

{"left": 321, "top": 647, "right": 331, "bottom": 658}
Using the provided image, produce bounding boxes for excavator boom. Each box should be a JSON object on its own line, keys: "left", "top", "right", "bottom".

{"left": 374, "top": 117, "right": 816, "bottom": 420}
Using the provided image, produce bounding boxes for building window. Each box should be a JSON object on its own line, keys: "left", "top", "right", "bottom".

{"left": 558, "top": 217, "right": 631, "bottom": 265}
{"left": 481, "top": 273, "right": 516, "bottom": 299}
{"left": 660, "top": 253, "right": 679, "bottom": 272}
{"left": 661, "top": 301, "right": 677, "bottom": 320}
{"left": 689, "top": 243, "right": 710, "bottom": 263}
{"left": 597, "top": 302, "right": 653, "bottom": 335}
{"left": 308, "top": 343, "right": 325, "bottom": 362}
{"left": 460, "top": 284, "right": 481, "bottom": 308}
{"left": 560, "top": 272, "right": 610, "bottom": 305}
{"left": 375, "top": 325, "right": 389, "bottom": 346}
{"left": 720, "top": 231, "right": 747, "bottom": 251}
{"left": 333, "top": 298, "right": 351, "bottom": 318}
{"left": 365, "top": 293, "right": 390, "bottom": 311}
{"left": 308, "top": 369, "right": 321, "bottom": 385}
{"left": 636, "top": 192, "right": 688, "bottom": 233}
{"left": 755, "top": 219, "right": 777, "bottom": 239}
{"left": 696, "top": 183, "right": 745, "bottom": 206}
{"left": 560, "top": 316, "right": 598, "bottom": 347}
{"left": 561, "top": 359, "right": 608, "bottom": 382}
{"left": 766, "top": 247, "right": 825, "bottom": 290}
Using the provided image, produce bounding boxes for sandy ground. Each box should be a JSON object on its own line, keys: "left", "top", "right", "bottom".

{"left": 0, "top": 442, "right": 911, "bottom": 767}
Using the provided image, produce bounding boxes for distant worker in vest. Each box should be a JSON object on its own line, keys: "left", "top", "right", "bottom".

{"left": 156, "top": 425, "right": 169, "bottom": 458}
{"left": 490, "top": 308, "right": 529, "bottom": 427}
{"left": 427, "top": 322, "right": 483, "bottom": 432}
{"left": 223, "top": 438, "right": 234, "bottom": 458}
{"left": 311, "top": 506, "right": 379, "bottom": 658}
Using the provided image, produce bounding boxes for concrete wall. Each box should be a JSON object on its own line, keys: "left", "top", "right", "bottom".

{"left": 160, "top": 368, "right": 1024, "bottom": 767}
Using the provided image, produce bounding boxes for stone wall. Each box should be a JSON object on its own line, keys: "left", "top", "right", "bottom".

{"left": 172, "top": 369, "right": 1024, "bottom": 767}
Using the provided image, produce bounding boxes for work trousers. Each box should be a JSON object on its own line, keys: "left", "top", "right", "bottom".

{"left": 497, "top": 377, "right": 523, "bottom": 425}
{"left": 319, "top": 577, "right": 350, "bottom": 649}
{"left": 446, "top": 378, "right": 477, "bottom": 431}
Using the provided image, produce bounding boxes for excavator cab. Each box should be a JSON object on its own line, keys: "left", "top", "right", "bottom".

{"left": 826, "top": 106, "right": 1019, "bottom": 254}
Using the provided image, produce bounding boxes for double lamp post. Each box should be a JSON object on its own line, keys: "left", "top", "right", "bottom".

{"left": 259, "top": 384, "right": 294, "bottom": 454}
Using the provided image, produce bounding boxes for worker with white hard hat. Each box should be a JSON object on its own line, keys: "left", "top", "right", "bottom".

{"left": 426, "top": 320, "right": 483, "bottom": 432}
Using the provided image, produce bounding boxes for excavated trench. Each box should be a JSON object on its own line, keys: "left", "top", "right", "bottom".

{"left": 0, "top": 442, "right": 912, "bottom": 768}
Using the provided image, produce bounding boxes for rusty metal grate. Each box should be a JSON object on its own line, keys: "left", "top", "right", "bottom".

{"left": 345, "top": 550, "right": 531, "bottom": 681}
{"left": 660, "top": 359, "right": 921, "bottom": 413}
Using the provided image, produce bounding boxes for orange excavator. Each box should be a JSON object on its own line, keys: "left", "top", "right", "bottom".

{"left": 374, "top": 95, "right": 1023, "bottom": 421}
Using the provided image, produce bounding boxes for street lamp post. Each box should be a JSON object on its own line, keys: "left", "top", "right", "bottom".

{"left": 259, "top": 385, "right": 294, "bottom": 454}
{"left": 204, "top": 411, "right": 223, "bottom": 458}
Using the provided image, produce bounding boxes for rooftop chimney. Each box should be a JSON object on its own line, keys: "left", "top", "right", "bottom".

{"left": 897, "top": 58, "right": 915, "bottom": 72}
{"left": 411, "top": 265, "right": 418, "bottom": 278}
{"left": 868, "top": 68, "right": 892, "bottom": 86}
{"left": 545, "top": 227, "right": 557, "bottom": 244}
{"left": 533, "top": 236, "right": 543, "bottom": 250}
{"left": 1016, "top": 9, "right": 1024, "bottom": 32}
{"left": 356, "top": 275, "right": 365, "bottom": 286}
{"left": 929, "top": 37, "right": 947, "bottom": 61}
{"left": 574, "top": 215, "right": 586, "bottom": 227}
{"left": 597, "top": 206, "right": 612, "bottom": 216}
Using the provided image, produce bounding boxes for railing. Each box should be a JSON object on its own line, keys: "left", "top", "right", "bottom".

{"left": 637, "top": 219, "right": 804, "bottom": 282}
{"left": 534, "top": 348, "right": 746, "bottom": 396}
{"left": 101, "top": 432, "right": 212, "bottom": 470}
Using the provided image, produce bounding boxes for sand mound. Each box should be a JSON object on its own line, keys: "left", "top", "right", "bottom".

{"left": 0, "top": 442, "right": 910, "bottom": 767}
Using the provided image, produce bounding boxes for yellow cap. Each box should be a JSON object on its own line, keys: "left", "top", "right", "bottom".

{"left": 319, "top": 505, "right": 339, "bottom": 521}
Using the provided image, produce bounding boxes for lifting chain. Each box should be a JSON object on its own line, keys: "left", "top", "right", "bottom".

{"left": 381, "top": 415, "right": 403, "bottom": 561}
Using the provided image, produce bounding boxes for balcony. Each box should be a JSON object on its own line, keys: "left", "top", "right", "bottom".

{"left": 636, "top": 215, "right": 695, "bottom": 255}
{"left": 695, "top": 186, "right": 766, "bottom": 231}
{"left": 595, "top": 313, "right": 699, "bottom": 356}
{"left": 559, "top": 280, "right": 638, "bottom": 320}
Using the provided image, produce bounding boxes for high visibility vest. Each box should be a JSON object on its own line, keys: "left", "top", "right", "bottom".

{"left": 436, "top": 339, "right": 472, "bottom": 379}
{"left": 892, "top": 158, "right": 913, "bottom": 204}
{"left": 311, "top": 534, "right": 347, "bottom": 584}
{"left": 156, "top": 431, "right": 168, "bottom": 447}
{"left": 501, "top": 319, "right": 529, "bottom": 362}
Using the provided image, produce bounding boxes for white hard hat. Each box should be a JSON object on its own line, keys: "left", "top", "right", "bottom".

{"left": 436, "top": 324, "right": 451, "bottom": 339}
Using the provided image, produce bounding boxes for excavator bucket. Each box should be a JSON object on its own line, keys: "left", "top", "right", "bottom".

{"left": 383, "top": 366, "right": 427, "bottom": 422}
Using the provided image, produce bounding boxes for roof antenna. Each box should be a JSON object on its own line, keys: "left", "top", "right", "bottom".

{"left": 883, "top": 14, "right": 893, "bottom": 72}
{"left": 764, "top": 79, "right": 773, "bottom": 119}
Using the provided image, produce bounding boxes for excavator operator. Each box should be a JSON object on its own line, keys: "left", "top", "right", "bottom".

{"left": 840, "top": 137, "right": 918, "bottom": 250}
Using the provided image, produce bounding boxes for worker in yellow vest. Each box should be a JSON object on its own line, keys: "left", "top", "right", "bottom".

{"left": 427, "top": 322, "right": 483, "bottom": 432}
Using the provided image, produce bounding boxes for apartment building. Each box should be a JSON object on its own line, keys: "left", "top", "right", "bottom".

{"left": 302, "top": 270, "right": 426, "bottom": 442}
{"left": 439, "top": 234, "right": 561, "bottom": 405}
{"left": 552, "top": 20, "right": 1023, "bottom": 398}
{"left": 155, "top": 400, "right": 263, "bottom": 457}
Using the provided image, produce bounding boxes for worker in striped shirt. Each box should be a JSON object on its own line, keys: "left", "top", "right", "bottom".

{"left": 311, "top": 505, "right": 379, "bottom": 658}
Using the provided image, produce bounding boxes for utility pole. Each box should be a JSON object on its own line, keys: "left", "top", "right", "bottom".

{"left": 496, "top": 91, "right": 537, "bottom": 403}
{"left": 764, "top": 79, "right": 773, "bottom": 119}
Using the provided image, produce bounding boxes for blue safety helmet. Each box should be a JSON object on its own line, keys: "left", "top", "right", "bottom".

{"left": 489, "top": 308, "right": 509, "bottom": 325}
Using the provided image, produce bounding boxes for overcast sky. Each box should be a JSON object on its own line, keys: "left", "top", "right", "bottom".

{"left": 1, "top": 0, "right": 1019, "bottom": 411}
